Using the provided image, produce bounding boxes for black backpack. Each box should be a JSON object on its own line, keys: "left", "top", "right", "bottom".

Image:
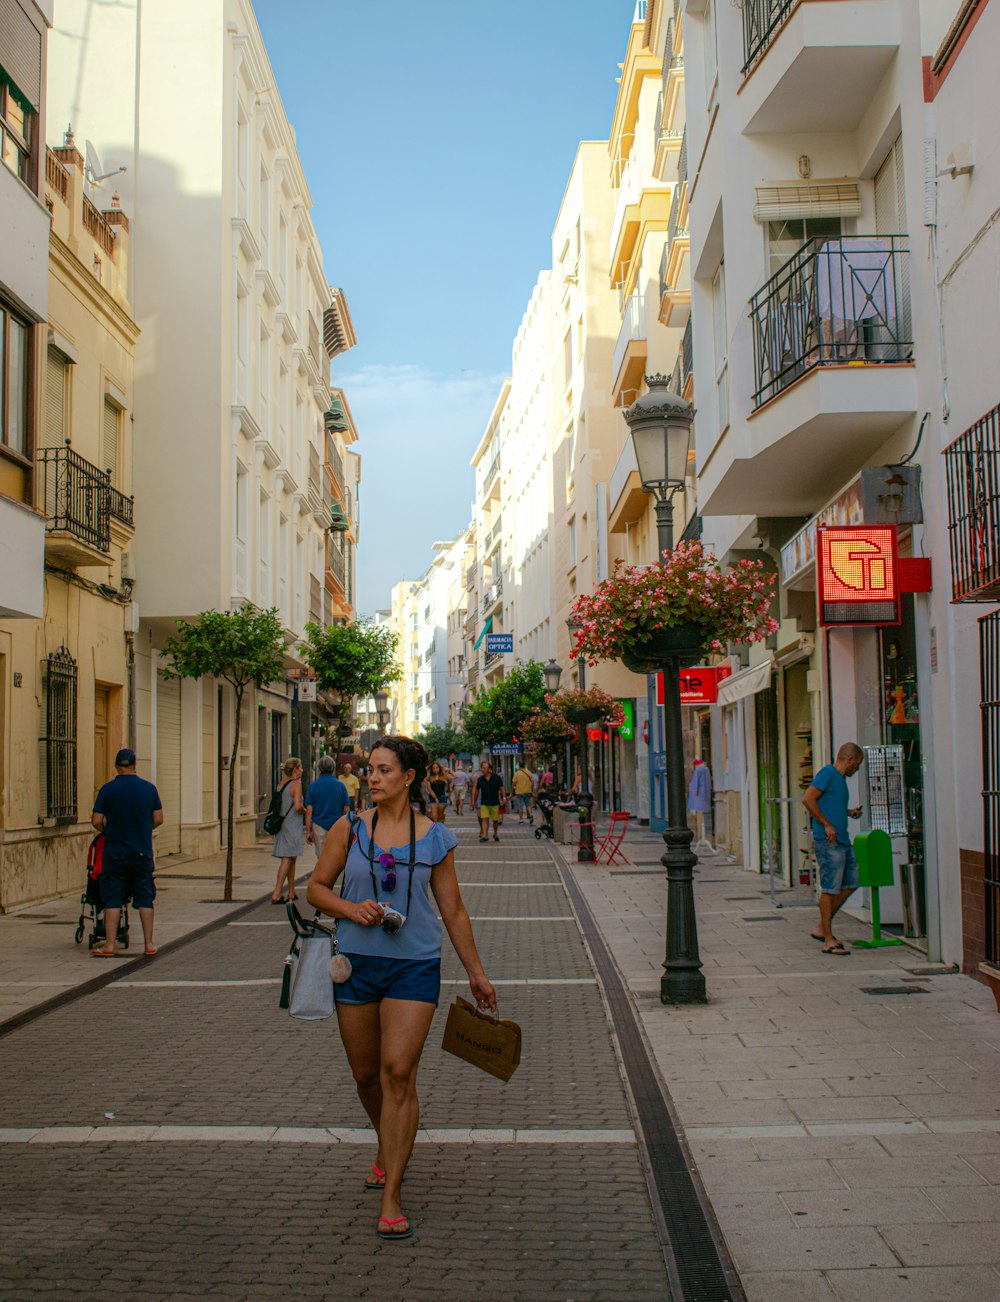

{"left": 263, "top": 780, "right": 291, "bottom": 836}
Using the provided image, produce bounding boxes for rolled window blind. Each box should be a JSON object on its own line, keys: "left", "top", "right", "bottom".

{"left": 102, "top": 397, "right": 119, "bottom": 484}
{"left": 754, "top": 180, "right": 862, "bottom": 223}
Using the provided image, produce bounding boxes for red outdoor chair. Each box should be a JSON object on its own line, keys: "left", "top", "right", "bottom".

{"left": 594, "top": 811, "right": 631, "bottom": 866}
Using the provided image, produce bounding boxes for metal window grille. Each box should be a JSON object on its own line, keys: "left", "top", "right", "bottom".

{"left": 864, "top": 745, "right": 906, "bottom": 836}
{"left": 40, "top": 647, "right": 77, "bottom": 821}
{"left": 981, "top": 609, "right": 1000, "bottom": 966}
{"left": 944, "top": 402, "right": 1000, "bottom": 602}
{"left": 741, "top": 0, "right": 798, "bottom": 76}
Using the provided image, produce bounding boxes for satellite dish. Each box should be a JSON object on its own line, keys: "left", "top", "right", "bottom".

{"left": 84, "top": 138, "right": 127, "bottom": 190}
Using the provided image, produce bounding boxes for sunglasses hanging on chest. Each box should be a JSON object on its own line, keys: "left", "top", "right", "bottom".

{"left": 365, "top": 807, "right": 416, "bottom": 935}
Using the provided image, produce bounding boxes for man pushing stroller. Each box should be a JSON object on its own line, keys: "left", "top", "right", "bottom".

{"left": 90, "top": 749, "right": 164, "bottom": 958}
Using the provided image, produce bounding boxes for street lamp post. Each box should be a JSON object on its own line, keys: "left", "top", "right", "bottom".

{"left": 543, "top": 657, "right": 563, "bottom": 785}
{"left": 566, "top": 618, "right": 596, "bottom": 863}
{"left": 374, "top": 687, "right": 390, "bottom": 734}
{"left": 624, "top": 374, "right": 706, "bottom": 1005}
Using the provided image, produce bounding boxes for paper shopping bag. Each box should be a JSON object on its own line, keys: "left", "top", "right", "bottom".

{"left": 440, "top": 996, "right": 522, "bottom": 1083}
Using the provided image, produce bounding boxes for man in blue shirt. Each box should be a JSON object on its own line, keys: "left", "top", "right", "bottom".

{"left": 803, "top": 742, "right": 864, "bottom": 956}
{"left": 91, "top": 748, "right": 164, "bottom": 957}
{"left": 305, "top": 755, "right": 351, "bottom": 857}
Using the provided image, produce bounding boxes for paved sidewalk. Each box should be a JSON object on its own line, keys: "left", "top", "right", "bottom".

{"left": 562, "top": 824, "right": 1000, "bottom": 1302}
{"left": 0, "top": 842, "right": 285, "bottom": 1024}
{"left": 0, "top": 816, "right": 671, "bottom": 1301}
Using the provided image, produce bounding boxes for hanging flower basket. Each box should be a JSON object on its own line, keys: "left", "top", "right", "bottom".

{"left": 570, "top": 542, "right": 778, "bottom": 669}
{"left": 551, "top": 687, "right": 624, "bottom": 727}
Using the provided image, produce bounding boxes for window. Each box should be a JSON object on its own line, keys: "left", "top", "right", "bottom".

{"left": 712, "top": 263, "right": 729, "bottom": 436}
{"left": 258, "top": 489, "right": 271, "bottom": 580}
{"left": 568, "top": 516, "right": 577, "bottom": 567}
{"left": 1, "top": 76, "right": 33, "bottom": 184}
{"left": 235, "top": 103, "right": 249, "bottom": 214}
{"left": 768, "top": 217, "right": 842, "bottom": 280}
{"left": 563, "top": 331, "right": 573, "bottom": 386}
{"left": 44, "top": 346, "right": 68, "bottom": 450}
{"left": 42, "top": 647, "right": 77, "bottom": 821}
{"left": 1, "top": 303, "right": 29, "bottom": 457}
{"left": 102, "top": 397, "right": 120, "bottom": 484}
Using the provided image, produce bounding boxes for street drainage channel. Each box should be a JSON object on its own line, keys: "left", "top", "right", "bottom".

{"left": 557, "top": 854, "right": 743, "bottom": 1302}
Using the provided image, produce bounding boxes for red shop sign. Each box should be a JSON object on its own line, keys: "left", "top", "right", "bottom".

{"left": 817, "top": 525, "right": 900, "bottom": 626}
{"left": 656, "top": 664, "right": 733, "bottom": 707}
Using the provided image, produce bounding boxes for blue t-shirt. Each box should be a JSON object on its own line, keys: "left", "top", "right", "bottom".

{"left": 810, "top": 764, "right": 850, "bottom": 846}
{"left": 305, "top": 774, "right": 350, "bottom": 830}
{"left": 93, "top": 773, "right": 162, "bottom": 860}
{"left": 337, "top": 819, "right": 459, "bottom": 960}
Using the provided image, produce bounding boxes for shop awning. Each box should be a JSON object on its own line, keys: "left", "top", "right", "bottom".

{"left": 716, "top": 658, "right": 773, "bottom": 707}
{"left": 473, "top": 616, "right": 493, "bottom": 651}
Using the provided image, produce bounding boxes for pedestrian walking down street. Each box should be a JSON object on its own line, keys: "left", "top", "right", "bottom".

{"left": 90, "top": 748, "right": 163, "bottom": 957}
{"left": 451, "top": 761, "right": 469, "bottom": 816}
{"left": 803, "top": 742, "right": 865, "bottom": 956}
{"left": 271, "top": 758, "right": 305, "bottom": 905}
{"left": 472, "top": 760, "right": 505, "bottom": 843}
{"left": 423, "top": 761, "right": 451, "bottom": 823}
{"left": 307, "top": 735, "right": 496, "bottom": 1242}
{"left": 511, "top": 760, "right": 534, "bottom": 824}
{"left": 341, "top": 762, "right": 361, "bottom": 813}
{"left": 357, "top": 764, "right": 370, "bottom": 811}
{"left": 304, "top": 756, "right": 351, "bottom": 858}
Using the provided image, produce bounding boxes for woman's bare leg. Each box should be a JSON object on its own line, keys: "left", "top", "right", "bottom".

{"left": 377, "top": 998, "right": 436, "bottom": 1232}
{"left": 336, "top": 1002, "right": 386, "bottom": 1182}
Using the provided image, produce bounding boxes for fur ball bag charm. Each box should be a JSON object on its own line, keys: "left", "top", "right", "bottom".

{"left": 329, "top": 951, "right": 353, "bottom": 984}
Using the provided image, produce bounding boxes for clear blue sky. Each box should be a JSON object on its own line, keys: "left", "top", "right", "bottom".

{"left": 253, "top": 0, "right": 637, "bottom": 613}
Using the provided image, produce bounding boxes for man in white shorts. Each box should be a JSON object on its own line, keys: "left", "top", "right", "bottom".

{"left": 452, "top": 761, "right": 470, "bottom": 815}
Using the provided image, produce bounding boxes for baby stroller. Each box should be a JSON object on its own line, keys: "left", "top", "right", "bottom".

{"left": 74, "top": 833, "right": 129, "bottom": 950}
{"left": 534, "top": 791, "right": 558, "bottom": 840}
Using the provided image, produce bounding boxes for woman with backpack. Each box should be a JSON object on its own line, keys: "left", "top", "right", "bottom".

{"left": 270, "top": 757, "right": 305, "bottom": 904}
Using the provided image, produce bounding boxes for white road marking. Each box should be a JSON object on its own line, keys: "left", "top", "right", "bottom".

{"left": 0, "top": 1125, "right": 635, "bottom": 1146}
{"left": 112, "top": 976, "right": 598, "bottom": 989}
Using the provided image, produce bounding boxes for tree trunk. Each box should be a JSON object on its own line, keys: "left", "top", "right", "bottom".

{"left": 226, "top": 684, "right": 242, "bottom": 901}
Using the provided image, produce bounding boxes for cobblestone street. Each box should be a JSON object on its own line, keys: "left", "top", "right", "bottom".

{"left": 0, "top": 820, "right": 673, "bottom": 1301}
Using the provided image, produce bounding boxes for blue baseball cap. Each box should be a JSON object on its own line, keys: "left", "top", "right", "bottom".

{"left": 115, "top": 748, "right": 137, "bottom": 767}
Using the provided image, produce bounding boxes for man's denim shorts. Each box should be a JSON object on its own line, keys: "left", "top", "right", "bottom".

{"left": 335, "top": 955, "right": 441, "bottom": 1006}
{"left": 814, "top": 839, "right": 859, "bottom": 894}
{"left": 512, "top": 793, "right": 530, "bottom": 812}
{"left": 101, "top": 854, "right": 156, "bottom": 909}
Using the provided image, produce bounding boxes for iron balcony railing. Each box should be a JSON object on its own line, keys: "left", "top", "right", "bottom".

{"left": 944, "top": 402, "right": 1000, "bottom": 603}
{"left": 741, "top": 0, "right": 797, "bottom": 76}
{"left": 482, "top": 451, "right": 500, "bottom": 491}
{"left": 481, "top": 572, "right": 503, "bottom": 614}
{"left": 677, "top": 128, "right": 687, "bottom": 186}
{"left": 328, "top": 440, "right": 345, "bottom": 494}
{"left": 659, "top": 241, "right": 669, "bottom": 302}
{"left": 484, "top": 648, "right": 502, "bottom": 670}
{"left": 667, "top": 180, "right": 687, "bottom": 249}
{"left": 107, "top": 483, "right": 134, "bottom": 528}
{"left": 329, "top": 546, "right": 346, "bottom": 589}
{"left": 749, "top": 235, "right": 912, "bottom": 409}
{"left": 38, "top": 444, "right": 112, "bottom": 552}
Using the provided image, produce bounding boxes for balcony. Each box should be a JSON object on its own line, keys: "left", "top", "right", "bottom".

{"left": 660, "top": 17, "right": 685, "bottom": 127}
{"left": 484, "top": 649, "right": 503, "bottom": 673}
{"left": 700, "top": 237, "right": 917, "bottom": 519}
{"left": 327, "top": 546, "right": 346, "bottom": 592}
{"left": 481, "top": 451, "right": 500, "bottom": 497}
{"left": 484, "top": 515, "right": 502, "bottom": 557}
{"left": 652, "top": 91, "right": 683, "bottom": 182}
{"left": 607, "top": 435, "right": 648, "bottom": 537}
{"left": 481, "top": 573, "right": 503, "bottom": 614}
{"left": 945, "top": 404, "right": 1000, "bottom": 603}
{"left": 464, "top": 564, "right": 477, "bottom": 590}
{"left": 680, "top": 316, "right": 693, "bottom": 400}
{"left": 750, "top": 235, "right": 912, "bottom": 409}
{"left": 738, "top": 0, "right": 900, "bottom": 135}
{"left": 658, "top": 180, "right": 690, "bottom": 329}
{"left": 38, "top": 445, "right": 114, "bottom": 567}
{"left": 612, "top": 293, "right": 646, "bottom": 402}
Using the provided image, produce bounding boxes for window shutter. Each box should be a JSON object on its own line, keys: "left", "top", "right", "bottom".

{"left": 102, "top": 398, "right": 119, "bottom": 483}
{"left": 0, "top": 0, "right": 42, "bottom": 109}
{"left": 44, "top": 348, "right": 66, "bottom": 448}
{"left": 754, "top": 180, "right": 862, "bottom": 223}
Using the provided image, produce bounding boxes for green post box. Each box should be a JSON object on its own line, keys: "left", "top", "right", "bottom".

{"left": 853, "top": 829, "right": 903, "bottom": 948}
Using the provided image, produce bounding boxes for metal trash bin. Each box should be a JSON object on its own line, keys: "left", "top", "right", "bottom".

{"left": 899, "top": 862, "right": 926, "bottom": 938}
{"left": 553, "top": 807, "right": 571, "bottom": 844}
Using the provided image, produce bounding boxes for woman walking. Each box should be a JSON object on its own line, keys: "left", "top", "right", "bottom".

{"left": 307, "top": 736, "right": 496, "bottom": 1241}
{"left": 423, "top": 761, "right": 451, "bottom": 823}
{"left": 271, "top": 757, "right": 305, "bottom": 904}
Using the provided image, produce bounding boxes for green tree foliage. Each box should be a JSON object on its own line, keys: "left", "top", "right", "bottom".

{"left": 161, "top": 605, "right": 286, "bottom": 900}
{"left": 300, "top": 620, "right": 401, "bottom": 701}
{"left": 416, "top": 721, "right": 476, "bottom": 762}
{"left": 461, "top": 660, "right": 546, "bottom": 752}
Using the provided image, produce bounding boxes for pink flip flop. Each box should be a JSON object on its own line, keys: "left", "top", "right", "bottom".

{"left": 364, "top": 1163, "right": 385, "bottom": 1190}
{"left": 377, "top": 1215, "right": 413, "bottom": 1241}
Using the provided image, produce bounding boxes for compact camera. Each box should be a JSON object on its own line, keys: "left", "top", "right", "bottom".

{"left": 380, "top": 908, "right": 406, "bottom": 936}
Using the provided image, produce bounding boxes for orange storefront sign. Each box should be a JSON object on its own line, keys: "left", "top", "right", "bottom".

{"left": 817, "top": 525, "right": 900, "bottom": 626}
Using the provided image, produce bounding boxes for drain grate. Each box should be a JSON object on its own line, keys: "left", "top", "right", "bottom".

{"left": 558, "top": 854, "right": 743, "bottom": 1301}
{"left": 861, "top": 985, "right": 930, "bottom": 996}
{"left": 743, "top": 915, "right": 785, "bottom": 922}
{"left": 725, "top": 896, "right": 763, "bottom": 902}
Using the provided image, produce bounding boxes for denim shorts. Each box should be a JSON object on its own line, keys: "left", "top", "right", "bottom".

{"left": 335, "top": 954, "right": 441, "bottom": 1006}
{"left": 512, "top": 793, "right": 530, "bottom": 812}
{"left": 814, "top": 839, "right": 859, "bottom": 894}
{"left": 101, "top": 854, "right": 156, "bottom": 909}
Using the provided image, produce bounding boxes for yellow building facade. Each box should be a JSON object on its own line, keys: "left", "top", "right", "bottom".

{"left": 0, "top": 141, "right": 139, "bottom": 909}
